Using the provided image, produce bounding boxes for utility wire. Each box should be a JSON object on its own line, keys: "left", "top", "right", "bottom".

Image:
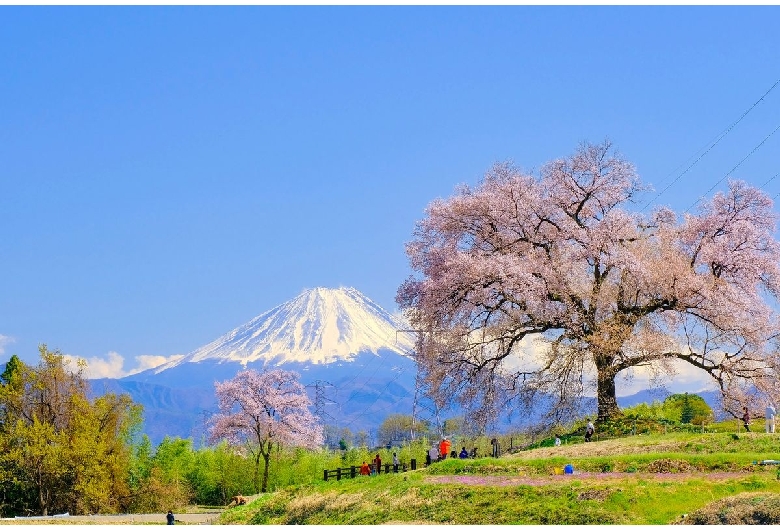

{"left": 641, "top": 77, "right": 780, "bottom": 212}
{"left": 759, "top": 171, "right": 780, "bottom": 191}
{"left": 684, "top": 121, "right": 780, "bottom": 214}
{"left": 341, "top": 366, "right": 409, "bottom": 430}
{"left": 757, "top": 171, "right": 780, "bottom": 201}
{"left": 337, "top": 354, "right": 393, "bottom": 410}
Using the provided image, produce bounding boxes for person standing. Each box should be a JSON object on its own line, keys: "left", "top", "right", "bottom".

{"left": 428, "top": 444, "right": 438, "bottom": 465}
{"left": 166, "top": 511, "right": 175, "bottom": 525}
{"left": 585, "top": 419, "right": 595, "bottom": 442}
{"left": 392, "top": 452, "right": 399, "bottom": 472}
{"left": 373, "top": 453, "right": 382, "bottom": 475}
{"left": 766, "top": 403, "right": 776, "bottom": 433}
{"left": 439, "top": 438, "right": 451, "bottom": 460}
{"left": 743, "top": 407, "right": 751, "bottom": 432}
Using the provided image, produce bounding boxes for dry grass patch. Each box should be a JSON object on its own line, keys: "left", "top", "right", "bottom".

{"left": 286, "top": 491, "right": 363, "bottom": 521}
{"left": 646, "top": 458, "right": 696, "bottom": 473}
{"left": 675, "top": 492, "right": 780, "bottom": 525}
{"left": 382, "top": 487, "right": 431, "bottom": 511}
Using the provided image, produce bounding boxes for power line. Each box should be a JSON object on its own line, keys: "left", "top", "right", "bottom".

{"left": 396, "top": 328, "right": 446, "bottom": 439}
{"left": 684, "top": 121, "right": 780, "bottom": 214}
{"left": 336, "top": 353, "right": 394, "bottom": 411}
{"left": 641, "top": 77, "right": 780, "bottom": 212}
{"left": 759, "top": 171, "right": 780, "bottom": 192}
{"left": 340, "top": 366, "right": 409, "bottom": 430}
{"left": 757, "top": 171, "right": 780, "bottom": 201}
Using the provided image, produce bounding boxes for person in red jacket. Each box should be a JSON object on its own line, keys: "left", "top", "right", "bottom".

{"left": 439, "top": 438, "right": 451, "bottom": 459}
{"left": 360, "top": 461, "right": 370, "bottom": 475}
{"left": 373, "top": 453, "right": 382, "bottom": 474}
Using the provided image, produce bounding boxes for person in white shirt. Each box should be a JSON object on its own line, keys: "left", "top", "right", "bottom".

{"left": 766, "top": 403, "right": 776, "bottom": 433}
{"left": 585, "top": 419, "right": 595, "bottom": 442}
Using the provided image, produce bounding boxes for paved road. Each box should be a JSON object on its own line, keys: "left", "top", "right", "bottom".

{"left": 2, "top": 511, "right": 221, "bottom": 525}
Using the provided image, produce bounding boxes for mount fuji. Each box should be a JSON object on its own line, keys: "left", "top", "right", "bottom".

{"left": 148, "top": 286, "right": 415, "bottom": 371}
{"left": 90, "top": 287, "right": 422, "bottom": 445}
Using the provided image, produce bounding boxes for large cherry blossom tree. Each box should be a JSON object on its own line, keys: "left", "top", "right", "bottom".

{"left": 398, "top": 141, "right": 780, "bottom": 425}
{"left": 208, "top": 369, "right": 323, "bottom": 493}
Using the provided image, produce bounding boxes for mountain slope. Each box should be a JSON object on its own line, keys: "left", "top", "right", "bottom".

{"left": 150, "top": 286, "right": 415, "bottom": 373}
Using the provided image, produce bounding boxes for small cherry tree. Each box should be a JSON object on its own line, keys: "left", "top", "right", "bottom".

{"left": 398, "top": 141, "right": 780, "bottom": 426}
{"left": 208, "top": 369, "right": 323, "bottom": 493}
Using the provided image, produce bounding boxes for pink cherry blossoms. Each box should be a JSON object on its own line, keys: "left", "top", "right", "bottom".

{"left": 398, "top": 141, "right": 780, "bottom": 426}
{"left": 208, "top": 368, "right": 323, "bottom": 492}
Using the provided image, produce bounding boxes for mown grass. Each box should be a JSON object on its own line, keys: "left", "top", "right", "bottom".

{"left": 218, "top": 431, "right": 780, "bottom": 525}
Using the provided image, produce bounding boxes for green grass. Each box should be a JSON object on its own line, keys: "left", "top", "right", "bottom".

{"left": 217, "top": 431, "right": 780, "bottom": 525}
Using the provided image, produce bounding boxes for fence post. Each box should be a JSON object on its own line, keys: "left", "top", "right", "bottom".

{"left": 336, "top": 468, "right": 341, "bottom": 480}
{"left": 411, "top": 458, "right": 416, "bottom": 470}
{"left": 385, "top": 464, "right": 390, "bottom": 474}
{"left": 324, "top": 469, "right": 329, "bottom": 481}
{"left": 351, "top": 466, "right": 356, "bottom": 478}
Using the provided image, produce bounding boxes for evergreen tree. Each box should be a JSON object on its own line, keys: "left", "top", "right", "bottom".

{"left": 680, "top": 393, "right": 694, "bottom": 424}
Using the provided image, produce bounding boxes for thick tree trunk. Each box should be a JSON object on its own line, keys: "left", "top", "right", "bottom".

{"left": 597, "top": 373, "right": 621, "bottom": 422}
{"left": 595, "top": 358, "right": 622, "bottom": 422}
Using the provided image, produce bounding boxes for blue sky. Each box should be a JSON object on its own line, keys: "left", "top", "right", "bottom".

{"left": 2, "top": 6, "right": 780, "bottom": 388}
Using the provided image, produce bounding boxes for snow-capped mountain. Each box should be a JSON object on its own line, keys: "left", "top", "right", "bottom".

{"left": 110, "top": 287, "right": 421, "bottom": 443}
{"left": 151, "top": 286, "right": 415, "bottom": 373}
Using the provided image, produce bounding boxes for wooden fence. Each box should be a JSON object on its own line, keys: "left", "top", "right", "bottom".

{"left": 323, "top": 459, "right": 417, "bottom": 481}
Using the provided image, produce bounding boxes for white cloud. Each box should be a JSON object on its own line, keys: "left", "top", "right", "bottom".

{"left": 63, "top": 351, "right": 185, "bottom": 379}
{"left": 64, "top": 351, "right": 126, "bottom": 379}
{"left": 0, "top": 334, "right": 15, "bottom": 355}
{"left": 126, "top": 354, "right": 184, "bottom": 375}
{"left": 616, "top": 360, "right": 717, "bottom": 397}
{"left": 501, "top": 335, "right": 717, "bottom": 398}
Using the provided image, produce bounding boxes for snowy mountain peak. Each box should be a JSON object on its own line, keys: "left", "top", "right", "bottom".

{"left": 154, "top": 287, "right": 415, "bottom": 372}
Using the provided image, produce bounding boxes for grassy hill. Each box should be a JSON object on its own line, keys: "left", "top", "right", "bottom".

{"left": 218, "top": 430, "right": 780, "bottom": 525}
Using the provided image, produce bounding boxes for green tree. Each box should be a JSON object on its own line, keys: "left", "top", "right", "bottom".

{"left": 354, "top": 430, "right": 370, "bottom": 448}
{"left": 663, "top": 393, "right": 713, "bottom": 425}
{"left": 679, "top": 394, "right": 694, "bottom": 424}
{"left": 187, "top": 442, "right": 254, "bottom": 506}
{"left": 377, "top": 414, "right": 430, "bottom": 446}
{"left": 0, "top": 346, "right": 141, "bottom": 516}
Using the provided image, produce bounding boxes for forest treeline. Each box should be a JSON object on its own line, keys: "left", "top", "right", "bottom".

{"left": 0, "top": 347, "right": 471, "bottom": 517}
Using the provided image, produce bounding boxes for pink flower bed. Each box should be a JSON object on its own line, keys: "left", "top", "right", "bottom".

{"left": 425, "top": 472, "right": 752, "bottom": 487}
